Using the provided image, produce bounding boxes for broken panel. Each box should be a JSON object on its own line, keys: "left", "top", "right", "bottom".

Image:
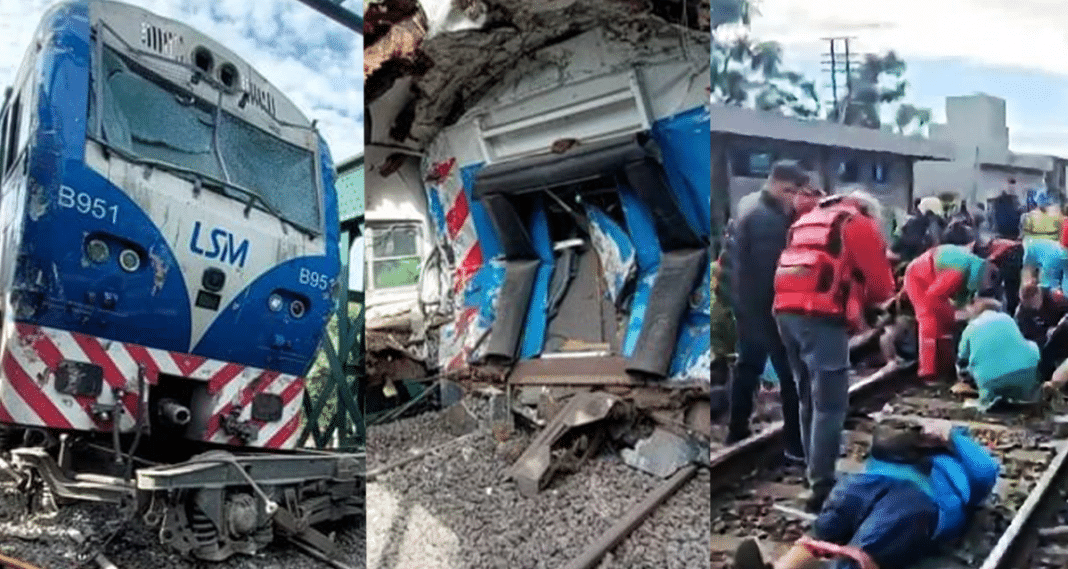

{"left": 584, "top": 203, "right": 637, "bottom": 306}
{"left": 518, "top": 197, "right": 555, "bottom": 359}
{"left": 627, "top": 248, "right": 708, "bottom": 378}
{"left": 482, "top": 258, "right": 540, "bottom": 362}
{"left": 481, "top": 193, "right": 537, "bottom": 259}
{"left": 543, "top": 247, "right": 615, "bottom": 354}
{"left": 622, "top": 155, "right": 703, "bottom": 251}
{"left": 505, "top": 391, "right": 621, "bottom": 497}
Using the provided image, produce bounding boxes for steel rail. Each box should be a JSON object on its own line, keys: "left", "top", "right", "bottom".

{"left": 979, "top": 439, "right": 1068, "bottom": 569}
{"left": 561, "top": 360, "right": 914, "bottom": 569}
{"left": 0, "top": 554, "right": 46, "bottom": 569}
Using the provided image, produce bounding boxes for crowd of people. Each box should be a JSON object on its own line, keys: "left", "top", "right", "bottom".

{"left": 716, "top": 161, "right": 1068, "bottom": 569}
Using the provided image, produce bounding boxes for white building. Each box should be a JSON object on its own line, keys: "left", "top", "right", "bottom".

{"left": 914, "top": 94, "right": 1068, "bottom": 204}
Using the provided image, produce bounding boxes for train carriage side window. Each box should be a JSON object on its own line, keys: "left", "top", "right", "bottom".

{"left": 368, "top": 223, "right": 422, "bottom": 291}
{"left": 747, "top": 152, "right": 773, "bottom": 178}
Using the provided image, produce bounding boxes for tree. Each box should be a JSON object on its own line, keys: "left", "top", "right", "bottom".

{"left": 894, "top": 103, "right": 932, "bottom": 136}
{"left": 830, "top": 51, "right": 931, "bottom": 135}
{"left": 710, "top": 0, "right": 753, "bottom": 31}
{"left": 709, "top": 3, "right": 929, "bottom": 130}
{"left": 710, "top": 0, "right": 819, "bottom": 117}
{"left": 711, "top": 37, "right": 820, "bottom": 118}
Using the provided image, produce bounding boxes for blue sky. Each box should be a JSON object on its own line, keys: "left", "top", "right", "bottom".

{"left": 0, "top": 0, "right": 363, "bottom": 160}
{"left": 744, "top": 0, "right": 1068, "bottom": 156}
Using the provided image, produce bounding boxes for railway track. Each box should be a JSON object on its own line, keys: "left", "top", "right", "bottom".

{"left": 365, "top": 387, "right": 709, "bottom": 569}
{"left": 0, "top": 553, "right": 45, "bottom": 569}
{"left": 708, "top": 359, "right": 1068, "bottom": 568}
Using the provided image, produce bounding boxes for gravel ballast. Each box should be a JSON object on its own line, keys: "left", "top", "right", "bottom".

{"left": 366, "top": 394, "right": 709, "bottom": 569}
{"left": 0, "top": 480, "right": 364, "bottom": 568}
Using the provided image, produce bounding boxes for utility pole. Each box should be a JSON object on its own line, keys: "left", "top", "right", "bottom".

{"left": 291, "top": 0, "right": 363, "bottom": 34}
{"left": 821, "top": 36, "right": 861, "bottom": 122}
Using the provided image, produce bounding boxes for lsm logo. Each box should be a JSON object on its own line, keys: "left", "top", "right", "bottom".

{"left": 189, "top": 222, "right": 250, "bottom": 268}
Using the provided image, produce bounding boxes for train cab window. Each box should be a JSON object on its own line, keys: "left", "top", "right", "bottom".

{"left": 0, "top": 110, "right": 7, "bottom": 174}
{"left": 3, "top": 96, "right": 19, "bottom": 175}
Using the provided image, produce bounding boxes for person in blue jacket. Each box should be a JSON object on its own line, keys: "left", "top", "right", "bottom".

{"left": 734, "top": 421, "right": 999, "bottom": 569}
{"left": 1023, "top": 236, "right": 1068, "bottom": 294}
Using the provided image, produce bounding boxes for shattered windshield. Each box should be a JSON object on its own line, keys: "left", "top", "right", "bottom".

{"left": 94, "top": 46, "right": 320, "bottom": 232}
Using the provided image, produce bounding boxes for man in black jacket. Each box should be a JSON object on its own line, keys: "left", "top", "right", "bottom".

{"left": 726, "top": 160, "right": 808, "bottom": 463}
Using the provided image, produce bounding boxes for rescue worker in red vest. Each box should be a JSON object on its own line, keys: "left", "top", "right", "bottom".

{"left": 773, "top": 187, "right": 896, "bottom": 512}
{"left": 904, "top": 244, "right": 1001, "bottom": 383}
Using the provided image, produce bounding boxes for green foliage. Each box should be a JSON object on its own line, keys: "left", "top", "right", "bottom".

{"left": 894, "top": 103, "right": 933, "bottom": 136}
{"left": 305, "top": 301, "right": 363, "bottom": 438}
{"left": 710, "top": 0, "right": 753, "bottom": 31}
{"left": 828, "top": 51, "right": 930, "bottom": 134}
{"left": 711, "top": 37, "right": 821, "bottom": 118}
{"left": 709, "top": 260, "right": 737, "bottom": 357}
{"left": 710, "top": 7, "right": 931, "bottom": 132}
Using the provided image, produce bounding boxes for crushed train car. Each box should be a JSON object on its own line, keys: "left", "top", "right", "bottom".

{"left": 367, "top": 21, "right": 711, "bottom": 387}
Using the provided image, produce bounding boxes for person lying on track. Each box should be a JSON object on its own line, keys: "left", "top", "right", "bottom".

{"left": 1039, "top": 314, "right": 1068, "bottom": 389}
{"left": 953, "top": 297, "right": 1041, "bottom": 409}
{"left": 733, "top": 421, "right": 999, "bottom": 569}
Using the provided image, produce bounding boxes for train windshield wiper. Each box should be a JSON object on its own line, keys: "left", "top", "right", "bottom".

{"left": 88, "top": 135, "right": 318, "bottom": 238}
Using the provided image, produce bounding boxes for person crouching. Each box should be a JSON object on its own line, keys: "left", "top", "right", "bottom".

{"left": 903, "top": 244, "right": 1000, "bottom": 383}
{"left": 955, "top": 297, "right": 1041, "bottom": 409}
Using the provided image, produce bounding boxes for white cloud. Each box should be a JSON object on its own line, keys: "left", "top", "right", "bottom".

{"left": 0, "top": 0, "right": 362, "bottom": 161}
{"left": 747, "top": 0, "right": 1068, "bottom": 76}
{"left": 743, "top": 0, "right": 1068, "bottom": 157}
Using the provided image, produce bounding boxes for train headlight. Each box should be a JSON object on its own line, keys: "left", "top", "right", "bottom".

{"left": 86, "top": 239, "right": 109, "bottom": 263}
{"left": 268, "top": 293, "right": 284, "bottom": 312}
{"left": 118, "top": 249, "right": 140, "bottom": 272}
{"left": 289, "top": 299, "right": 306, "bottom": 318}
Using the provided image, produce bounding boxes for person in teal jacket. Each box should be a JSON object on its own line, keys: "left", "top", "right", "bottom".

{"left": 957, "top": 297, "right": 1041, "bottom": 409}
{"left": 734, "top": 422, "right": 999, "bottom": 569}
{"left": 1023, "top": 236, "right": 1068, "bottom": 294}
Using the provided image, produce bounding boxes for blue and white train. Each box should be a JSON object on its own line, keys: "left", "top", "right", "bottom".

{"left": 0, "top": 0, "right": 355, "bottom": 561}
{"left": 5, "top": 0, "right": 339, "bottom": 376}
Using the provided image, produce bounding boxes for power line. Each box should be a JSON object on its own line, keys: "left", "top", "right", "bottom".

{"left": 822, "top": 36, "right": 859, "bottom": 121}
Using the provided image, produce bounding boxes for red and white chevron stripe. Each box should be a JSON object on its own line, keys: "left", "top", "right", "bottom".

{"left": 427, "top": 159, "right": 489, "bottom": 373}
{"left": 0, "top": 322, "right": 303, "bottom": 450}
{"left": 426, "top": 157, "right": 486, "bottom": 373}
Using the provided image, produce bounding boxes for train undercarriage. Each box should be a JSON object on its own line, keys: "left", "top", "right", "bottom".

{"left": 0, "top": 426, "right": 363, "bottom": 564}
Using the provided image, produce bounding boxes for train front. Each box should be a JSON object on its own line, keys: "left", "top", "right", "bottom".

{"left": 0, "top": 0, "right": 340, "bottom": 451}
